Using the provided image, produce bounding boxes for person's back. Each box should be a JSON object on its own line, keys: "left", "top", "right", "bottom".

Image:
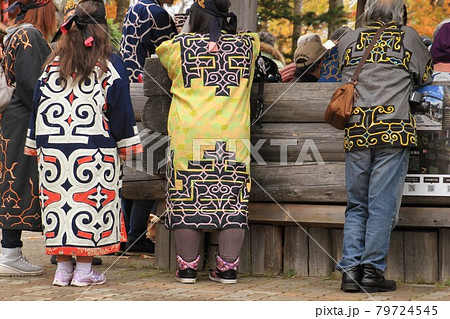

{"left": 120, "top": 0, "right": 177, "bottom": 82}
{"left": 0, "top": 0, "right": 55, "bottom": 278}
{"left": 338, "top": 22, "right": 432, "bottom": 151}
{"left": 156, "top": 0, "right": 260, "bottom": 285}
{"left": 25, "top": 0, "right": 142, "bottom": 287}
{"left": 336, "top": 0, "right": 433, "bottom": 295}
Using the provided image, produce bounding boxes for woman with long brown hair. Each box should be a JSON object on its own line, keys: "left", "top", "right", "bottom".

{"left": 0, "top": 0, "right": 55, "bottom": 276}
{"left": 24, "top": 0, "right": 142, "bottom": 286}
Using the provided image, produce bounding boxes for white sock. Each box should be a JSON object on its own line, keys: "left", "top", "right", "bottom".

{"left": 75, "top": 261, "right": 92, "bottom": 274}
{"left": 57, "top": 261, "right": 74, "bottom": 273}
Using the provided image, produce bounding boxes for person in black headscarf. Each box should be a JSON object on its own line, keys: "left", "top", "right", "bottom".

{"left": 156, "top": 0, "right": 259, "bottom": 284}
{"left": 0, "top": 0, "right": 55, "bottom": 277}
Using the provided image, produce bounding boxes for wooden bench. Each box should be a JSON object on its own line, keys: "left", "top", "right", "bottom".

{"left": 124, "top": 62, "right": 450, "bottom": 283}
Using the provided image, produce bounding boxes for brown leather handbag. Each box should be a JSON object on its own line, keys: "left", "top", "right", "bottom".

{"left": 324, "top": 25, "right": 387, "bottom": 130}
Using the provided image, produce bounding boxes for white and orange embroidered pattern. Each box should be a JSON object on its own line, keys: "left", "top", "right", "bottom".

{"left": 25, "top": 55, "right": 142, "bottom": 256}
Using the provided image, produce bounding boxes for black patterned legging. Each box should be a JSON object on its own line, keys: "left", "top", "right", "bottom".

{"left": 174, "top": 228, "right": 245, "bottom": 263}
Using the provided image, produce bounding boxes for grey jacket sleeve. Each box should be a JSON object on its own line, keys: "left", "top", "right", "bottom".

{"left": 403, "top": 26, "right": 433, "bottom": 87}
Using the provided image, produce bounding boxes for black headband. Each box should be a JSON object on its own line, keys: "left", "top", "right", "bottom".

{"left": 56, "top": 4, "right": 106, "bottom": 47}
{"left": 188, "top": 0, "right": 237, "bottom": 52}
{"left": 5, "top": 0, "right": 52, "bottom": 22}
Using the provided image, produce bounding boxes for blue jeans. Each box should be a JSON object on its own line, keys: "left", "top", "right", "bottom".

{"left": 337, "top": 147, "right": 409, "bottom": 273}
{"left": 122, "top": 199, "right": 155, "bottom": 244}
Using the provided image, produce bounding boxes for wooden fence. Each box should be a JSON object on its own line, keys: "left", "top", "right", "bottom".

{"left": 123, "top": 58, "right": 450, "bottom": 283}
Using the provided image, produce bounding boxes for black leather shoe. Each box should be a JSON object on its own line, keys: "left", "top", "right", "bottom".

{"left": 175, "top": 268, "right": 197, "bottom": 284}
{"left": 360, "top": 264, "right": 396, "bottom": 292}
{"left": 341, "top": 265, "right": 362, "bottom": 292}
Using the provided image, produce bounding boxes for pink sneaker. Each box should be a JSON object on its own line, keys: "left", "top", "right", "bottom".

{"left": 52, "top": 269, "right": 74, "bottom": 287}
{"left": 70, "top": 269, "right": 106, "bottom": 287}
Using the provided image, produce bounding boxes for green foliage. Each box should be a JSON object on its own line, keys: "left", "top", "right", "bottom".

{"left": 107, "top": 18, "right": 122, "bottom": 50}
{"left": 258, "top": 1, "right": 347, "bottom": 32}
{"left": 257, "top": 1, "right": 348, "bottom": 60}
{"left": 258, "top": 0, "right": 294, "bottom": 22}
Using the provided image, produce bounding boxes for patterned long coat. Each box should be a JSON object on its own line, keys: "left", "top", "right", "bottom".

{"left": 157, "top": 32, "right": 260, "bottom": 230}
{"left": 0, "top": 24, "right": 51, "bottom": 231}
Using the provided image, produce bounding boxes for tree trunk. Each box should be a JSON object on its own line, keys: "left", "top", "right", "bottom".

{"left": 356, "top": 0, "right": 367, "bottom": 28}
{"left": 229, "top": 0, "right": 258, "bottom": 31}
{"left": 292, "top": 0, "right": 303, "bottom": 56}
{"left": 116, "top": 0, "right": 130, "bottom": 25}
{"left": 328, "top": 0, "right": 344, "bottom": 38}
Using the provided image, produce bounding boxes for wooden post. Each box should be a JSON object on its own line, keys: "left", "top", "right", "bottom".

{"left": 229, "top": 0, "right": 258, "bottom": 32}
{"left": 308, "top": 227, "right": 334, "bottom": 276}
{"left": 356, "top": 0, "right": 367, "bottom": 28}
{"left": 385, "top": 231, "right": 405, "bottom": 282}
{"left": 404, "top": 231, "right": 439, "bottom": 283}
{"left": 283, "top": 226, "right": 309, "bottom": 276}
{"left": 331, "top": 228, "right": 344, "bottom": 277}
{"left": 251, "top": 224, "right": 283, "bottom": 275}
{"left": 439, "top": 228, "right": 450, "bottom": 282}
{"left": 239, "top": 230, "right": 252, "bottom": 274}
{"left": 154, "top": 223, "right": 171, "bottom": 269}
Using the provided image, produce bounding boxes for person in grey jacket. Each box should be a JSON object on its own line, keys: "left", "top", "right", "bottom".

{"left": 336, "top": 0, "right": 433, "bottom": 293}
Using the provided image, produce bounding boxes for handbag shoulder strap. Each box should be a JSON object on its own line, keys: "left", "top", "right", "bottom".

{"left": 350, "top": 25, "right": 388, "bottom": 84}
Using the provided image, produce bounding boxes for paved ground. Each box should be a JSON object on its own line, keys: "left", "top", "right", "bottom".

{"left": 0, "top": 232, "right": 448, "bottom": 301}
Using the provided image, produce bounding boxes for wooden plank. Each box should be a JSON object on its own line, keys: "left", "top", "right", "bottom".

{"left": 404, "top": 231, "right": 439, "bottom": 283}
{"left": 385, "top": 231, "right": 405, "bottom": 282}
{"left": 331, "top": 228, "right": 344, "bottom": 268}
{"left": 120, "top": 180, "right": 450, "bottom": 227}
{"left": 142, "top": 81, "right": 340, "bottom": 126}
{"left": 308, "top": 227, "right": 334, "bottom": 276}
{"left": 439, "top": 228, "right": 450, "bottom": 282}
{"left": 123, "top": 166, "right": 163, "bottom": 182}
{"left": 248, "top": 203, "right": 450, "bottom": 228}
{"left": 142, "top": 95, "right": 172, "bottom": 134}
{"left": 255, "top": 83, "right": 339, "bottom": 123}
{"left": 251, "top": 224, "right": 283, "bottom": 275}
{"left": 250, "top": 163, "right": 347, "bottom": 203}
{"left": 239, "top": 230, "right": 252, "bottom": 274}
{"left": 121, "top": 179, "right": 166, "bottom": 200}
{"left": 154, "top": 223, "right": 171, "bottom": 269}
{"left": 283, "top": 226, "right": 309, "bottom": 276}
{"left": 121, "top": 162, "right": 348, "bottom": 203}
{"left": 252, "top": 123, "right": 344, "bottom": 163}
{"left": 143, "top": 58, "right": 172, "bottom": 96}
{"left": 130, "top": 83, "right": 146, "bottom": 122}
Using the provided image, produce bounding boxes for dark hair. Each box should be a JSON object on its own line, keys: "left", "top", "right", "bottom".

{"left": 45, "top": 1, "right": 111, "bottom": 85}
{"left": 330, "top": 26, "right": 351, "bottom": 42}
{"left": 14, "top": 0, "right": 56, "bottom": 39}
{"left": 259, "top": 31, "right": 277, "bottom": 47}
{"left": 189, "top": 0, "right": 236, "bottom": 34}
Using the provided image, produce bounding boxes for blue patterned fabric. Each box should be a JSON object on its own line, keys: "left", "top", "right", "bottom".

{"left": 120, "top": 0, "right": 177, "bottom": 83}
{"left": 318, "top": 46, "right": 341, "bottom": 82}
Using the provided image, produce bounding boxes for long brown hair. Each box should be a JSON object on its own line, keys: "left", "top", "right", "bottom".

{"left": 13, "top": 0, "right": 56, "bottom": 39}
{"left": 45, "top": 0, "right": 111, "bottom": 85}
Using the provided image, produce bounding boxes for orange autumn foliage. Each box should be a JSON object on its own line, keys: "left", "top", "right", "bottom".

{"left": 105, "top": 0, "right": 118, "bottom": 20}
{"left": 406, "top": 0, "right": 450, "bottom": 38}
